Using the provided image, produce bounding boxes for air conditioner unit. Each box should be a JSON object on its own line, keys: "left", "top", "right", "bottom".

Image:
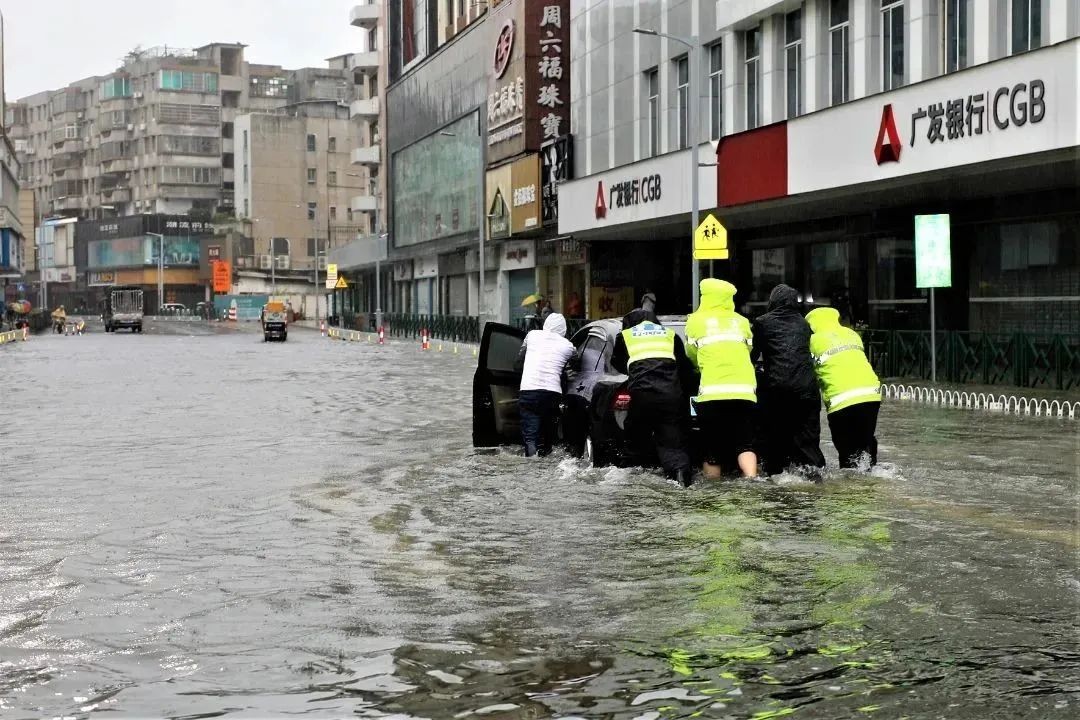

{"left": 138, "top": 123, "right": 147, "bottom": 131}
{"left": 275, "top": 255, "right": 290, "bottom": 270}
{"left": 127, "top": 124, "right": 135, "bottom": 131}
{"left": 317, "top": 256, "right": 327, "bottom": 270}
{"left": 24, "top": 148, "right": 35, "bottom": 155}
{"left": 259, "top": 254, "right": 272, "bottom": 270}
{"left": 134, "top": 92, "right": 144, "bottom": 99}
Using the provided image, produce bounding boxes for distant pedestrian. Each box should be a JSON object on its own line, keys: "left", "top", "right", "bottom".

{"left": 686, "top": 279, "right": 758, "bottom": 479}
{"left": 751, "top": 285, "right": 826, "bottom": 476}
{"left": 611, "top": 307, "right": 695, "bottom": 487}
{"left": 515, "top": 313, "right": 574, "bottom": 457}
{"left": 805, "top": 307, "right": 882, "bottom": 469}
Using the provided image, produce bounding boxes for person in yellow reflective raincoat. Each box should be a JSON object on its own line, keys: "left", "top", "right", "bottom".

{"left": 805, "top": 307, "right": 882, "bottom": 468}
{"left": 686, "top": 279, "right": 758, "bottom": 479}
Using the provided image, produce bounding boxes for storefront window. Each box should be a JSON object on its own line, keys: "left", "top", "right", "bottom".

{"left": 809, "top": 241, "right": 850, "bottom": 317}
{"left": 750, "top": 247, "right": 794, "bottom": 305}
{"left": 868, "top": 237, "right": 921, "bottom": 329}
{"left": 970, "top": 218, "right": 1079, "bottom": 335}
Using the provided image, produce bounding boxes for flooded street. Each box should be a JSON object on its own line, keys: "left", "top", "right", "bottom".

{"left": 1, "top": 326, "right": 1077, "bottom": 719}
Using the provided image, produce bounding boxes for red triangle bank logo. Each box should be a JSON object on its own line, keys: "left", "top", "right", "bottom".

{"left": 875, "top": 104, "right": 902, "bottom": 165}
{"left": 595, "top": 181, "right": 607, "bottom": 219}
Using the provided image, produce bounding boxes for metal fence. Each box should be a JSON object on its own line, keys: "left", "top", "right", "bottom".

{"left": 864, "top": 330, "right": 1080, "bottom": 392}
{"left": 341, "top": 312, "right": 480, "bottom": 344}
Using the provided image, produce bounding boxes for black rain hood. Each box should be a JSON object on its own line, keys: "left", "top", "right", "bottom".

{"left": 768, "top": 284, "right": 801, "bottom": 312}
{"left": 622, "top": 308, "right": 659, "bottom": 329}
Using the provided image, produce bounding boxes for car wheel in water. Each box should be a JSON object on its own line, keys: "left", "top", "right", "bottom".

{"left": 584, "top": 432, "right": 609, "bottom": 468}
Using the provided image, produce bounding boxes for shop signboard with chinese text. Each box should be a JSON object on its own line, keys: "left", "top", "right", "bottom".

{"left": 788, "top": 41, "right": 1079, "bottom": 195}
{"left": 914, "top": 214, "right": 952, "bottom": 288}
{"left": 486, "top": 0, "right": 570, "bottom": 165}
{"left": 541, "top": 134, "right": 573, "bottom": 225}
{"left": 589, "top": 286, "right": 634, "bottom": 320}
{"left": 212, "top": 260, "right": 232, "bottom": 293}
{"left": 510, "top": 154, "right": 541, "bottom": 233}
{"left": 325, "top": 263, "right": 338, "bottom": 290}
{"left": 87, "top": 270, "right": 116, "bottom": 286}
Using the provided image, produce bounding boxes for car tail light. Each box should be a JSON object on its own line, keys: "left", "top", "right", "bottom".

{"left": 612, "top": 391, "right": 631, "bottom": 411}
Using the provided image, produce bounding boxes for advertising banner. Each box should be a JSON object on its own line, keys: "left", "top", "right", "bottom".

{"left": 589, "top": 286, "right": 634, "bottom": 320}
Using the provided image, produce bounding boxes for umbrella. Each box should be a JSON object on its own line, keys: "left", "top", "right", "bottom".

{"left": 520, "top": 293, "right": 542, "bottom": 307}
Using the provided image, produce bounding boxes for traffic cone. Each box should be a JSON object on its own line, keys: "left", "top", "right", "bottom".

{"left": 320, "top": 321, "right": 326, "bottom": 336}
{"left": 378, "top": 326, "right": 385, "bottom": 345}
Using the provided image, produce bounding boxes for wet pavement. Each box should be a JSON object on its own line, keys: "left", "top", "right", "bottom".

{"left": 1, "top": 325, "right": 1077, "bottom": 719}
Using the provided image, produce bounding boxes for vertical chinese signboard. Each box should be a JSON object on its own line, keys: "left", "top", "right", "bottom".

{"left": 487, "top": 0, "right": 570, "bottom": 165}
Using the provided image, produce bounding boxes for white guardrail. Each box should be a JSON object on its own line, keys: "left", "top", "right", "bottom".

{"left": 883, "top": 383, "right": 1079, "bottom": 419}
{"left": 0, "top": 328, "right": 29, "bottom": 345}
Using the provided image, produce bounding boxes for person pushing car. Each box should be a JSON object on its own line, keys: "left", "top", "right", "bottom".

{"left": 515, "top": 312, "right": 574, "bottom": 457}
{"left": 805, "top": 307, "right": 882, "bottom": 469}
{"left": 611, "top": 307, "right": 695, "bottom": 487}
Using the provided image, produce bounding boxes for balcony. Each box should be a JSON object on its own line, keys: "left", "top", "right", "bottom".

{"left": 54, "top": 196, "right": 87, "bottom": 212}
{"left": 349, "top": 96, "right": 379, "bottom": 119}
{"left": 350, "top": 194, "right": 378, "bottom": 213}
{"left": 349, "top": 2, "right": 379, "bottom": 29}
{"left": 100, "top": 188, "right": 131, "bottom": 204}
{"left": 351, "top": 51, "right": 380, "bottom": 78}
{"left": 351, "top": 145, "right": 381, "bottom": 166}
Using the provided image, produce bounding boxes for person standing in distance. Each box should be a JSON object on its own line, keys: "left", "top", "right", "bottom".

{"left": 611, "top": 307, "right": 695, "bottom": 487}
{"left": 805, "top": 307, "right": 882, "bottom": 468}
{"left": 515, "top": 313, "right": 575, "bottom": 457}
{"left": 686, "top": 279, "right": 758, "bottom": 479}
{"left": 751, "top": 284, "right": 826, "bottom": 476}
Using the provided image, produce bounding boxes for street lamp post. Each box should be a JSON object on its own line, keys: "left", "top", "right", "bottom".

{"left": 633, "top": 28, "right": 702, "bottom": 310}
{"left": 146, "top": 231, "right": 165, "bottom": 311}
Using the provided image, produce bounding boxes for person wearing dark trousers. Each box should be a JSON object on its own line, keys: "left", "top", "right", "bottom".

{"left": 751, "top": 284, "right": 826, "bottom": 476}
{"left": 515, "top": 313, "right": 574, "bottom": 457}
{"left": 806, "top": 307, "right": 882, "bottom": 469}
{"left": 612, "top": 308, "right": 695, "bottom": 487}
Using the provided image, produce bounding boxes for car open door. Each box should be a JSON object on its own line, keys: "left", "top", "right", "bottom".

{"left": 472, "top": 323, "right": 526, "bottom": 447}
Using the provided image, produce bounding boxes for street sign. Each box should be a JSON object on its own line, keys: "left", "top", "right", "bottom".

{"left": 334, "top": 276, "right": 349, "bottom": 290}
{"left": 325, "top": 263, "right": 338, "bottom": 289}
{"left": 693, "top": 214, "right": 729, "bottom": 260}
{"left": 211, "top": 260, "right": 231, "bottom": 293}
{"left": 915, "top": 214, "right": 952, "bottom": 288}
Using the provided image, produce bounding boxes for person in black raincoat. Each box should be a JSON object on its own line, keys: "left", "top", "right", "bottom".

{"left": 751, "top": 284, "right": 826, "bottom": 476}
{"left": 611, "top": 307, "right": 696, "bottom": 487}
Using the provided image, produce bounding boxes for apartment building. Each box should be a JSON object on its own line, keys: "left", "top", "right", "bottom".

{"left": 0, "top": 11, "right": 26, "bottom": 288}
{"left": 558, "top": 0, "right": 1079, "bottom": 334}
{"left": 8, "top": 43, "right": 360, "bottom": 224}
{"left": 234, "top": 102, "right": 367, "bottom": 282}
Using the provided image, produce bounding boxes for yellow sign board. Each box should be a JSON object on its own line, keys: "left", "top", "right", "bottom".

{"left": 334, "top": 276, "right": 349, "bottom": 289}
{"left": 325, "top": 263, "right": 339, "bottom": 289}
{"left": 693, "top": 214, "right": 729, "bottom": 260}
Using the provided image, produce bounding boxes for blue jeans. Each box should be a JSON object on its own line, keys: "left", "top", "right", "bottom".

{"left": 519, "top": 390, "right": 561, "bottom": 457}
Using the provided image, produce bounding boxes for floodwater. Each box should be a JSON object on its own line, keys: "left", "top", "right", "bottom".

{"left": 1, "top": 324, "right": 1077, "bottom": 719}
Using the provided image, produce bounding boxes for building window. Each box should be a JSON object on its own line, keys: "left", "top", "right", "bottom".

{"left": 272, "top": 238, "right": 289, "bottom": 256}
{"left": 881, "top": 0, "right": 905, "bottom": 92}
{"left": 307, "top": 168, "right": 317, "bottom": 184}
{"left": 249, "top": 76, "right": 290, "bottom": 98}
{"left": 347, "top": 207, "right": 354, "bottom": 222}
{"left": 785, "top": 9, "right": 803, "bottom": 119}
{"left": 745, "top": 27, "right": 761, "bottom": 130}
{"left": 328, "top": 136, "right": 337, "bottom": 153}
{"left": 328, "top": 171, "right": 338, "bottom": 185}
{"left": 1012, "top": 0, "right": 1042, "bottom": 54}
{"left": 306, "top": 134, "right": 316, "bottom": 152}
{"left": 243, "top": 130, "right": 248, "bottom": 151}
{"left": 709, "top": 42, "right": 723, "bottom": 140}
{"left": 307, "top": 202, "right": 317, "bottom": 220}
{"left": 100, "top": 77, "right": 132, "bottom": 99}
{"left": 160, "top": 70, "right": 218, "bottom": 93}
{"left": 330, "top": 206, "right": 337, "bottom": 221}
{"left": 675, "top": 56, "right": 690, "bottom": 149}
{"left": 243, "top": 198, "right": 249, "bottom": 217}
{"left": 243, "top": 164, "right": 248, "bottom": 183}
{"left": 830, "top": 0, "right": 851, "bottom": 105}
{"left": 646, "top": 68, "right": 660, "bottom": 157}
{"left": 944, "top": 0, "right": 971, "bottom": 72}
{"left": 367, "top": 27, "right": 378, "bottom": 52}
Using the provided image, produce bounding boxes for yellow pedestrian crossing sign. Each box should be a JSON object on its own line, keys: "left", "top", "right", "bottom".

{"left": 693, "top": 214, "right": 729, "bottom": 260}
{"left": 334, "top": 276, "right": 349, "bottom": 289}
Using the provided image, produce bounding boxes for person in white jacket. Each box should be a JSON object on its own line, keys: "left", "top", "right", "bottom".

{"left": 515, "top": 313, "right": 575, "bottom": 457}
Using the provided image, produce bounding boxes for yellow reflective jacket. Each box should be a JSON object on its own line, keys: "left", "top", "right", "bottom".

{"left": 806, "top": 307, "right": 881, "bottom": 414}
{"left": 686, "top": 279, "right": 756, "bottom": 403}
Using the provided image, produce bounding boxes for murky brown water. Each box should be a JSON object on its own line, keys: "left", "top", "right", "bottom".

{"left": 1, "top": 325, "right": 1077, "bottom": 718}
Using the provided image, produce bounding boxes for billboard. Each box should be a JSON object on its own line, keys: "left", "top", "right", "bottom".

{"left": 88, "top": 236, "right": 201, "bottom": 269}
{"left": 915, "top": 214, "right": 952, "bottom": 289}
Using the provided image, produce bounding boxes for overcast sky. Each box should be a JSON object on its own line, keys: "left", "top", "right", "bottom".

{"left": 3, "top": 0, "right": 360, "bottom": 100}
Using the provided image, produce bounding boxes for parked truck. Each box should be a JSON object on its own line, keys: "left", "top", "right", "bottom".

{"left": 103, "top": 285, "right": 145, "bottom": 333}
